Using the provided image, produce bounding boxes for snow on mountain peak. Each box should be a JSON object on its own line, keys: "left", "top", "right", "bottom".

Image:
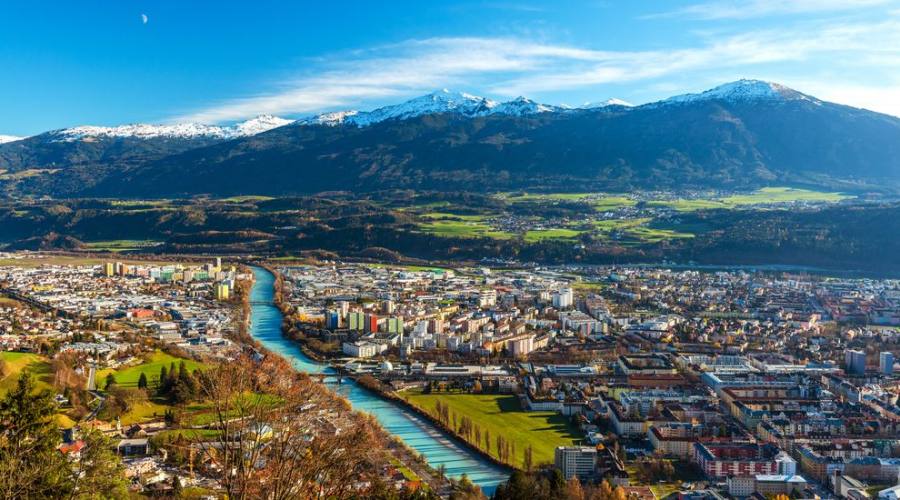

{"left": 582, "top": 98, "right": 633, "bottom": 108}
{"left": 662, "top": 79, "right": 812, "bottom": 105}
{"left": 0, "top": 135, "right": 24, "bottom": 144}
{"left": 491, "top": 96, "right": 559, "bottom": 116}
{"left": 231, "top": 114, "right": 293, "bottom": 136}
{"left": 51, "top": 115, "right": 293, "bottom": 142}
{"left": 297, "top": 90, "right": 569, "bottom": 128}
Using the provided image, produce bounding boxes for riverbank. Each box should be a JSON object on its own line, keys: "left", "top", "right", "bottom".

{"left": 232, "top": 265, "right": 452, "bottom": 494}
{"left": 245, "top": 266, "right": 509, "bottom": 493}
{"left": 357, "top": 377, "right": 518, "bottom": 472}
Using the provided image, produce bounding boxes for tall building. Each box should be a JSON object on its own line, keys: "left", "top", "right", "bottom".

{"left": 215, "top": 283, "right": 230, "bottom": 301}
{"left": 845, "top": 349, "right": 866, "bottom": 375}
{"left": 103, "top": 262, "right": 115, "bottom": 277}
{"left": 365, "top": 314, "right": 379, "bottom": 333}
{"left": 554, "top": 446, "right": 597, "bottom": 480}
{"left": 478, "top": 289, "right": 497, "bottom": 308}
{"left": 552, "top": 288, "right": 574, "bottom": 309}
{"left": 348, "top": 311, "right": 365, "bottom": 331}
{"left": 880, "top": 352, "right": 895, "bottom": 376}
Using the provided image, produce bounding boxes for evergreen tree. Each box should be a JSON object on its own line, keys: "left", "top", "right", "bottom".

{"left": 104, "top": 373, "right": 117, "bottom": 390}
{"left": 158, "top": 366, "right": 168, "bottom": 395}
{"left": 0, "top": 373, "right": 72, "bottom": 497}
{"left": 70, "top": 429, "right": 129, "bottom": 498}
{"left": 137, "top": 372, "right": 148, "bottom": 390}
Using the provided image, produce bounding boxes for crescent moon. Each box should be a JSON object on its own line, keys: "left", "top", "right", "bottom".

{"left": 141, "top": 13, "right": 148, "bottom": 24}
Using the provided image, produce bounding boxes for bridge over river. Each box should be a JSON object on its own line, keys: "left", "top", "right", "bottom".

{"left": 246, "top": 266, "right": 508, "bottom": 494}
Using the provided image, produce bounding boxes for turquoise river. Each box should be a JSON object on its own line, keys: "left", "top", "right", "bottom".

{"left": 248, "top": 266, "right": 508, "bottom": 493}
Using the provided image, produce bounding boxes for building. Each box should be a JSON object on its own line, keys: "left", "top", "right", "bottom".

{"left": 508, "top": 334, "right": 535, "bottom": 357}
{"left": 478, "top": 289, "right": 497, "bottom": 308}
{"left": 342, "top": 341, "right": 384, "bottom": 358}
{"left": 881, "top": 352, "right": 895, "bottom": 376}
{"left": 555, "top": 446, "right": 597, "bottom": 480}
{"left": 845, "top": 349, "right": 867, "bottom": 375}
{"left": 348, "top": 311, "right": 365, "bottom": 331}
{"left": 215, "top": 283, "right": 230, "bottom": 301}
{"left": 694, "top": 443, "right": 781, "bottom": 479}
{"left": 726, "top": 476, "right": 755, "bottom": 497}
{"left": 754, "top": 475, "right": 808, "bottom": 496}
{"left": 552, "top": 288, "right": 574, "bottom": 309}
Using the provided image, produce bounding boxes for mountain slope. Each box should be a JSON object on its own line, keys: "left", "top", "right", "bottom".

{"left": 5, "top": 80, "right": 900, "bottom": 198}
{"left": 0, "top": 115, "right": 292, "bottom": 196}
{"left": 87, "top": 81, "right": 900, "bottom": 197}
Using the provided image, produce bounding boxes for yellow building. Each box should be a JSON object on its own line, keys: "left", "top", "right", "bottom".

{"left": 215, "top": 283, "right": 230, "bottom": 301}
{"left": 104, "top": 262, "right": 115, "bottom": 277}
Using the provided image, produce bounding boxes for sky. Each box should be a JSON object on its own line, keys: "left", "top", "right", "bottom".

{"left": 2, "top": 0, "right": 900, "bottom": 135}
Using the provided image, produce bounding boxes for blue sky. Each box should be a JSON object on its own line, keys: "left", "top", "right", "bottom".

{"left": 2, "top": 0, "right": 899, "bottom": 135}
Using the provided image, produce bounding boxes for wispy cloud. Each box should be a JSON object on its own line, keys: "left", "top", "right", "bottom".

{"left": 647, "top": 0, "right": 893, "bottom": 20}
{"left": 177, "top": 38, "right": 609, "bottom": 123}
{"left": 177, "top": 13, "right": 900, "bottom": 123}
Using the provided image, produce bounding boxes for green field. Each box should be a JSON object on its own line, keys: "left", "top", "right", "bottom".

{"left": 0, "top": 352, "right": 53, "bottom": 395}
{"left": 83, "top": 240, "right": 162, "bottom": 252}
{"left": 97, "top": 351, "right": 206, "bottom": 389}
{"left": 220, "top": 195, "right": 275, "bottom": 202}
{"left": 523, "top": 228, "right": 584, "bottom": 242}
{"left": 499, "top": 192, "right": 636, "bottom": 211}
{"left": 591, "top": 218, "right": 694, "bottom": 243}
{"left": 649, "top": 187, "right": 853, "bottom": 212}
{"left": 417, "top": 214, "right": 513, "bottom": 240}
{"left": 403, "top": 389, "right": 582, "bottom": 469}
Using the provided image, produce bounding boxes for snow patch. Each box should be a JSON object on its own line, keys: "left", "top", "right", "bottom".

{"left": 0, "top": 135, "right": 24, "bottom": 144}
{"left": 50, "top": 115, "right": 293, "bottom": 142}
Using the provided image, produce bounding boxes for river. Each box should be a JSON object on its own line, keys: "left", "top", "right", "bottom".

{"left": 247, "top": 266, "right": 508, "bottom": 493}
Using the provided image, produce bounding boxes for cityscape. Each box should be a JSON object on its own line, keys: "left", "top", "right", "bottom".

{"left": 3, "top": 1, "right": 900, "bottom": 499}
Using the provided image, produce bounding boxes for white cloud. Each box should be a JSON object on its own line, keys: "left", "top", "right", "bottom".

{"left": 782, "top": 79, "right": 900, "bottom": 117}
{"left": 177, "top": 15, "right": 900, "bottom": 123}
{"left": 649, "top": 0, "right": 893, "bottom": 20}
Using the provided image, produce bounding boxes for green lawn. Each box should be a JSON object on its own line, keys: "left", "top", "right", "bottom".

{"left": 119, "top": 400, "right": 172, "bottom": 425}
{"left": 403, "top": 389, "right": 582, "bottom": 469}
{"left": 0, "top": 352, "right": 53, "bottom": 395}
{"left": 97, "top": 351, "right": 206, "bottom": 389}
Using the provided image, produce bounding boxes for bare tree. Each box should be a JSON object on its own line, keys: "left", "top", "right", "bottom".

{"left": 190, "top": 353, "right": 388, "bottom": 500}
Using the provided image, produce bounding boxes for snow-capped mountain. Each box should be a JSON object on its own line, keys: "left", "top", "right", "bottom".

{"left": 660, "top": 79, "right": 815, "bottom": 105}
{"left": 490, "top": 96, "right": 561, "bottom": 116}
{"left": 582, "top": 98, "right": 633, "bottom": 108}
{"left": 50, "top": 115, "right": 293, "bottom": 142}
{"left": 298, "top": 90, "right": 498, "bottom": 127}
{"left": 0, "top": 135, "right": 24, "bottom": 144}
{"left": 297, "top": 89, "right": 570, "bottom": 128}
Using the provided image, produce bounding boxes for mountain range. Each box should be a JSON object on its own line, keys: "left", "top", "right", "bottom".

{"left": 2, "top": 79, "right": 899, "bottom": 197}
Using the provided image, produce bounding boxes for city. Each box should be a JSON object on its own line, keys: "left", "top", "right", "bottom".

{"left": 3, "top": 1, "right": 900, "bottom": 499}
{"left": 2, "top": 252, "right": 900, "bottom": 498}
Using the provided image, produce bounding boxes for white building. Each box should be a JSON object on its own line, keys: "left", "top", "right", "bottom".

{"left": 554, "top": 446, "right": 597, "bottom": 480}
{"left": 342, "top": 341, "right": 385, "bottom": 358}
{"left": 552, "top": 288, "right": 574, "bottom": 309}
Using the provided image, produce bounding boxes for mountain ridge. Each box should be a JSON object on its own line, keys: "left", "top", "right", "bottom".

{"left": 3, "top": 79, "right": 900, "bottom": 198}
